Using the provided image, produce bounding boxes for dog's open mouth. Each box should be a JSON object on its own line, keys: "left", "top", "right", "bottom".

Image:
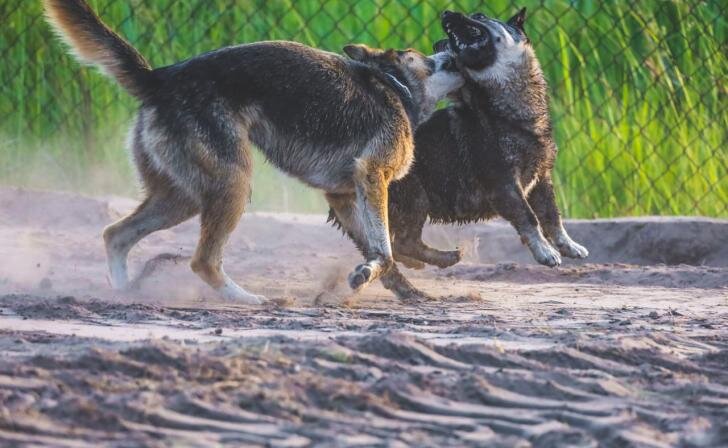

{"left": 442, "top": 12, "right": 489, "bottom": 52}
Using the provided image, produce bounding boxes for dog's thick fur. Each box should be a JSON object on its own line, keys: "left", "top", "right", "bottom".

{"left": 44, "top": 0, "right": 463, "bottom": 303}
{"left": 387, "top": 9, "right": 588, "bottom": 282}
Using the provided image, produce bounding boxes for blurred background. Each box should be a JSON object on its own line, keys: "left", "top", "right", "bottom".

{"left": 1, "top": 0, "right": 725, "bottom": 217}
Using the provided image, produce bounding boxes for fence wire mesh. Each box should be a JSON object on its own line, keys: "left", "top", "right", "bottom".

{"left": 1, "top": 0, "right": 726, "bottom": 217}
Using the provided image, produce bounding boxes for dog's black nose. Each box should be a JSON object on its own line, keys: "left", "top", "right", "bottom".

{"left": 441, "top": 10, "right": 454, "bottom": 20}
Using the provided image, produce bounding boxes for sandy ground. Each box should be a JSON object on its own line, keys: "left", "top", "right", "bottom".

{"left": 0, "top": 187, "right": 726, "bottom": 447}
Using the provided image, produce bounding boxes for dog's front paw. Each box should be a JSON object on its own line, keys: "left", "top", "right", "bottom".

{"left": 218, "top": 282, "right": 266, "bottom": 305}
{"left": 559, "top": 240, "right": 589, "bottom": 259}
{"left": 532, "top": 243, "right": 562, "bottom": 268}
{"left": 348, "top": 264, "right": 374, "bottom": 291}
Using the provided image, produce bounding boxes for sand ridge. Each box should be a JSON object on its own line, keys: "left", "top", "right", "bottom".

{"left": 0, "top": 187, "right": 726, "bottom": 446}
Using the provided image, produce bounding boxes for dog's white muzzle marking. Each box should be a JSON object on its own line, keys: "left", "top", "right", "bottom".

{"left": 425, "top": 52, "right": 464, "bottom": 103}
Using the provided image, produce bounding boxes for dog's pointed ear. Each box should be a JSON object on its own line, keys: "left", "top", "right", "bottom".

{"left": 344, "top": 44, "right": 374, "bottom": 61}
{"left": 433, "top": 39, "right": 450, "bottom": 53}
{"left": 507, "top": 7, "right": 527, "bottom": 31}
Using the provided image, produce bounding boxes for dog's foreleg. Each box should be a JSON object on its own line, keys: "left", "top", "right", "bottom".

{"left": 326, "top": 192, "right": 368, "bottom": 255}
{"left": 347, "top": 161, "right": 397, "bottom": 291}
{"left": 326, "top": 160, "right": 397, "bottom": 293}
{"left": 528, "top": 179, "right": 589, "bottom": 259}
{"left": 328, "top": 191, "right": 431, "bottom": 301}
{"left": 493, "top": 181, "right": 562, "bottom": 267}
{"left": 389, "top": 177, "right": 462, "bottom": 269}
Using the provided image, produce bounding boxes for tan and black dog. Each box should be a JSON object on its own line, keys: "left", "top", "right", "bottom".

{"left": 387, "top": 9, "right": 588, "bottom": 286}
{"left": 44, "top": 0, "right": 463, "bottom": 303}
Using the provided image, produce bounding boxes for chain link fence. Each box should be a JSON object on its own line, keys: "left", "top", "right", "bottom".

{"left": 1, "top": 0, "right": 726, "bottom": 217}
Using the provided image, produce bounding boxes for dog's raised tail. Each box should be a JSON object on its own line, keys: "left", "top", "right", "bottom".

{"left": 44, "top": 0, "right": 155, "bottom": 98}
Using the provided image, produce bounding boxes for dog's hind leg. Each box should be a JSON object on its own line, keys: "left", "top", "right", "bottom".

{"left": 393, "top": 253, "right": 426, "bottom": 270}
{"left": 528, "top": 178, "right": 588, "bottom": 259}
{"left": 395, "top": 230, "right": 463, "bottom": 269}
{"left": 389, "top": 177, "right": 462, "bottom": 269}
{"left": 327, "top": 191, "right": 431, "bottom": 302}
{"left": 493, "top": 180, "right": 562, "bottom": 267}
{"left": 190, "top": 173, "right": 265, "bottom": 304}
{"left": 103, "top": 175, "right": 198, "bottom": 291}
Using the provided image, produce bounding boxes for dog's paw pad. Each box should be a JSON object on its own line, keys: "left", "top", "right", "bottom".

{"left": 348, "top": 264, "right": 373, "bottom": 291}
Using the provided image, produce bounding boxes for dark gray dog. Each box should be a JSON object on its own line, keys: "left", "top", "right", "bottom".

{"left": 387, "top": 9, "right": 588, "bottom": 288}
{"left": 44, "top": 0, "right": 463, "bottom": 303}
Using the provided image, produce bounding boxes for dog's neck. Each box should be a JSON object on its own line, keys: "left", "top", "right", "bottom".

{"left": 376, "top": 71, "right": 420, "bottom": 127}
{"left": 384, "top": 73, "right": 412, "bottom": 101}
{"left": 464, "top": 50, "right": 551, "bottom": 135}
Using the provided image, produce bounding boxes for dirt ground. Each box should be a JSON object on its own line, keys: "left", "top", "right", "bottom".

{"left": 0, "top": 187, "right": 726, "bottom": 447}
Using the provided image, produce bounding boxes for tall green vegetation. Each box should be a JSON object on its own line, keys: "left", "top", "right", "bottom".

{"left": 1, "top": 0, "right": 725, "bottom": 217}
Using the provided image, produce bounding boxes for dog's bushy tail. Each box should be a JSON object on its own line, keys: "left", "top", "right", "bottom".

{"left": 44, "top": 0, "right": 156, "bottom": 99}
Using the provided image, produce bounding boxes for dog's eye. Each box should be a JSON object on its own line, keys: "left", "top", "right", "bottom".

{"left": 472, "top": 13, "right": 486, "bottom": 21}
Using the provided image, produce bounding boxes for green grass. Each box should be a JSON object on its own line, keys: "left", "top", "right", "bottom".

{"left": 1, "top": 0, "right": 725, "bottom": 217}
